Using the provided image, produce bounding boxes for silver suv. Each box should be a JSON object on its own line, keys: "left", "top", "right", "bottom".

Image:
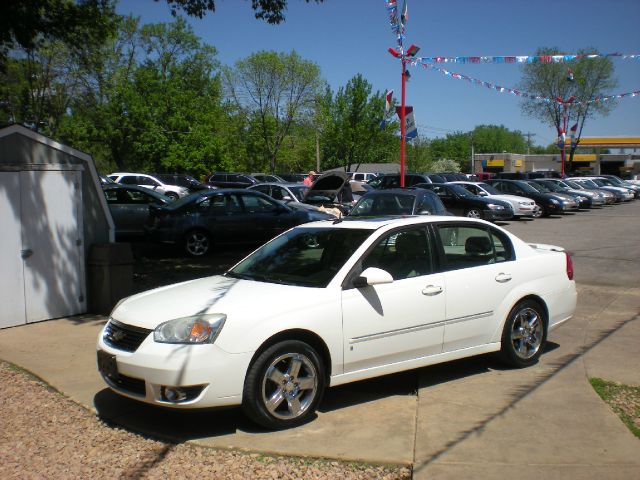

{"left": 108, "top": 172, "right": 190, "bottom": 200}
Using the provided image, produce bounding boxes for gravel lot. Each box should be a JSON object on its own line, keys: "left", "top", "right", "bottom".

{"left": 0, "top": 362, "right": 411, "bottom": 479}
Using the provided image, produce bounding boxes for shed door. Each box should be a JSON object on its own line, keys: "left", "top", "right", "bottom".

{"left": 0, "top": 172, "right": 27, "bottom": 328}
{"left": 21, "top": 170, "right": 84, "bottom": 323}
{"left": 0, "top": 170, "right": 84, "bottom": 328}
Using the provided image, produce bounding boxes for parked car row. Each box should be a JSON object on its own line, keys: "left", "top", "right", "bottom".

{"left": 363, "top": 173, "right": 638, "bottom": 219}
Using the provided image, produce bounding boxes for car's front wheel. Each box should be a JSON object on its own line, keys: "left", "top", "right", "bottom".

{"left": 531, "top": 203, "right": 544, "bottom": 218}
{"left": 183, "top": 230, "right": 211, "bottom": 257}
{"left": 500, "top": 300, "right": 547, "bottom": 368}
{"left": 242, "top": 340, "right": 325, "bottom": 429}
{"left": 465, "top": 208, "right": 483, "bottom": 219}
{"left": 165, "top": 192, "right": 179, "bottom": 201}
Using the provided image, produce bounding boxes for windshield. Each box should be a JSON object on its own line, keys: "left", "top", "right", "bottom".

{"left": 594, "top": 178, "right": 613, "bottom": 187}
{"left": 513, "top": 181, "right": 539, "bottom": 193}
{"left": 580, "top": 179, "right": 599, "bottom": 188}
{"left": 350, "top": 193, "right": 416, "bottom": 216}
{"left": 447, "top": 184, "right": 472, "bottom": 197}
{"left": 478, "top": 183, "right": 500, "bottom": 195}
{"left": 538, "top": 181, "right": 562, "bottom": 192}
{"left": 289, "top": 185, "right": 309, "bottom": 201}
{"left": 529, "top": 182, "right": 551, "bottom": 193}
{"left": 564, "top": 180, "right": 582, "bottom": 189}
{"left": 227, "top": 227, "right": 372, "bottom": 287}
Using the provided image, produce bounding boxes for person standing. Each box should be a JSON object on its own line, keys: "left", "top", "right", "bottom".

{"left": 303, "top": 171, "right": 316, "bottom": 186}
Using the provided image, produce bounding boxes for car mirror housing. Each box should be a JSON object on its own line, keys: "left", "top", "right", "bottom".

{"left": 353, "top": 267, "right": 394, "bottom": 288}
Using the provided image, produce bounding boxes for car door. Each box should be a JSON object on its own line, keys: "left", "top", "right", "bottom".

{"left": 107, "top": 188, "right": 159, "bottom": 236}
{"left": 191, "top": 192, "right": 243, "bottom": 244}
{"left": 341, "top": 228, "right": 446, "bottom": 373}
{"left": 431, "top": 185, "right": 463, "bottom": 215}
{"left": 236, "top": 192, "right": 296, "bottom": 243}
{"left": 433, "top": 222, "right": 515, "bottom": 352}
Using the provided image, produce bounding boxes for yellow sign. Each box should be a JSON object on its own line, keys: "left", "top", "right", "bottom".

{"left": 514, "top": 159, "right": 522, "bottom": 167}
{"left": 487, "top": 159, "right": 504, "bottom": 167}
{"left": 571, "top": 154, "right": 596, "bottom": 162}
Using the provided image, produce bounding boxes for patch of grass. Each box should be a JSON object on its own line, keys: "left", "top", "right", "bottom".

{"left": 590, "top": 377, "right": 640, "bottom": 439}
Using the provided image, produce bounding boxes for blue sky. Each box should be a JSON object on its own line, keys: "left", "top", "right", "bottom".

{"left": 117, "top": 0, "right": 640, "bottom": 147}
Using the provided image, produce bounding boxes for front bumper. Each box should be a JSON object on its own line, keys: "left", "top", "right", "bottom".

{"left": 483, "top": 209, "right": 513, "bottom": 220}
{"left": 97, "top": 324, "right": 253, "bottom": 409}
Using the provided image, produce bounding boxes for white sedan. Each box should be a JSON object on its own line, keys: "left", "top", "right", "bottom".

{"left": 451, "top": 181, "right": 539, "bottom": 218}
{"left": 97, "top": 216, "right": 577, "bottom": 429}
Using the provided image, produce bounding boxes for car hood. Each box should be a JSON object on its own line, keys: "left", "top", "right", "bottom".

{"left": 303, "top": 171, "right": 350, "bottom": 202}
{"left": 111, "top": 275, "right": 319, "bottom": 331}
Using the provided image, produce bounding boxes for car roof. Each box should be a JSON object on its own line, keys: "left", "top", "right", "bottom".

{"left": 249, "top": 182, "right": 305, "bottom": 188}
{"left": 301, "top": 215, "right": 495, "bottom": 231}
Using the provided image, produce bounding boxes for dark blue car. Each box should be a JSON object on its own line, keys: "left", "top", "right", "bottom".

{"left": 145, "top": 189, "right": 335, "bottom": 256}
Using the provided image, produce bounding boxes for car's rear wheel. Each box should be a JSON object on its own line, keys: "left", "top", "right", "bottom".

{"left": 242, "top": 340, "right": 325, "bottom": 429}
{"left": 500, "top": 300, "right": 546, "bottom": 368}
{"left": 183, "top": 230, "right": 211, "bottom": 257}
{"left": 465, "top": 208, "right": 483, "bottom": 219}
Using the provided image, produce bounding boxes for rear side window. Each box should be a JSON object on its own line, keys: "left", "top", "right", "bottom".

{"left": 434, "top": 224, "right": 514, "bottom": 270}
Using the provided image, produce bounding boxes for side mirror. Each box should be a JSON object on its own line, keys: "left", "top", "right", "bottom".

{"left": 479, "top": 191, "right": 488, "bottom": 196}
{"left": 353, "top": 267, "right": 394, "bottom": 288}
{"left": 418, "top": 210, "right": 431, "bottom": 215}
{"left": 282, "top": 195, "right": 292, "bottom": 201}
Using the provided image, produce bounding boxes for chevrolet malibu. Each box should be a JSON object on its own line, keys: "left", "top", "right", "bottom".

{"left": 97, "top": 216, "right": 577, "bottom": 429}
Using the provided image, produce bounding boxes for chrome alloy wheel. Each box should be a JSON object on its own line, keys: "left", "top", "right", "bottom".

{"left": 531, "top": 204, "right": 543, "bottom": 218}
{"left": 261, "top": 353, "right": 318, "bottom": 421}
{"left": 185, "top": 231, "right": 210, "bottom": 256}
{"left": 510, "top": 307, "right": 544, "bottom": 360}
{"left": 465, "top": 209, "right": 482, "bottom": 218}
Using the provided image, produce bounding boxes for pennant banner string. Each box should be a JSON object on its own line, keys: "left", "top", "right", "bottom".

{"left": 417, "top": 62, "right": 640, "bottom": 106}
{"left": 415, "top": 54, "right": 640, "bottom": 64}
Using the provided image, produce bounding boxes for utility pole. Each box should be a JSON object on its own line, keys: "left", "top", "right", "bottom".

{"left": 524, "top": 132, "right": 536, "bottom": 154}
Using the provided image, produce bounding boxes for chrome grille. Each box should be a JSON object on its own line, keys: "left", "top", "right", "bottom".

{"left": 103, "top": 319, "right": 152, "bottom": 352}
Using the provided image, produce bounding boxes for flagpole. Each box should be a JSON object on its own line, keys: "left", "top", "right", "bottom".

{"left": 400, "top": 57, "right": 406, "bottom": 188}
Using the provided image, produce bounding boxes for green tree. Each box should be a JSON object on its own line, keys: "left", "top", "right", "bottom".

{"left": 157, "top": 0, "right": 323, "bottom": 23}
{"left": 0, "top": 0, "right": 116, "bottom": 69}
{"left": 223, "top": 50, "right": 323, "bottom": 172}
{"left": 58, "top": 16, "right": 228, "bottom": 174}
{"left": 519, "top": 47, "right": 618, "bottom": 170}
{"left": 320, "top": 74, "right": 398, "bottom": 171}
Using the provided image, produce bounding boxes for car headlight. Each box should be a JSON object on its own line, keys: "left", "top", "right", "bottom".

{"left": 486, "top": 203, "right": 505, "bottom": 210}
{"left": 154, "top": 314, "right": 226, "bottom": 344}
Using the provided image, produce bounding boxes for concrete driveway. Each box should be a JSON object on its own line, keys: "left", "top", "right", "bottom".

{"left": 0, "top": 201, "right": 638, "bottom": 478}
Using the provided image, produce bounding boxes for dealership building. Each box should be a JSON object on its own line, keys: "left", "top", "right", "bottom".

{"left": 473, "top": 136, "right": 640, "bottom": 177}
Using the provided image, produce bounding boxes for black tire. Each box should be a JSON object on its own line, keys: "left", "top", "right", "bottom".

{"left": 183, "top": 230, "right": 211, "bottom": 257}
{"left": 500, "top": 300, "right": 547, "bottom": 368}
{"left": 531, "top": 203, "right": 545, "bottom": 218}
{"left": 165, "top": 192, "right": 179, "bottom": 201}
{"left": 242, "top": 340, "right": 325, "bottom": 429}
{"left": 465, "top": 208, "right": 483, "bottom": 219}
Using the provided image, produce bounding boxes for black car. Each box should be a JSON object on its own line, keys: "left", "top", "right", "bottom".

{"left": 103, "top": 184, "right": 172, "bottom": 239}
{"left": 145, "top": 189, "right": 334, "bottom": 256}
{"left": 348, "top": 188, "right": 449, "bottom": 217}
{"left": 367, "top": 173, "right": 436, "bottom": 189}
{"left": 530, "top": 179, "right": 591, "bottom": 208}
{"left": 414, "top": 183, "right": 513, "bottom": 220}
{"left": 487, "top": 179, "right": 578, "bottom": 217}
{"left": 152, "top": 173, "right": 214, "bottom": 193}
{"left": 206, "top": 173, "right": 260, "bottom": 189}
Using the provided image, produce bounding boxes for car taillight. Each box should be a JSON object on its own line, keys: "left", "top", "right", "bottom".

{"left": 565, "top": 252, "right": 574, "bottom": 280}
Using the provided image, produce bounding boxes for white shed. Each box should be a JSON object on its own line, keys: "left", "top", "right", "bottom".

{"left": 0, "top": 125, "right": 114, "bottom": 328}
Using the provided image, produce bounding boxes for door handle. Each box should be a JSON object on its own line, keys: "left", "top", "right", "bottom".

{"left": 495, "top": 273, "right": 512, "bottom": 283}
{"left": 21, "top": 248, "right": 33, "bottom": 259}
{"left": 422, "top": 285, "right": 443, "bottom": 296}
